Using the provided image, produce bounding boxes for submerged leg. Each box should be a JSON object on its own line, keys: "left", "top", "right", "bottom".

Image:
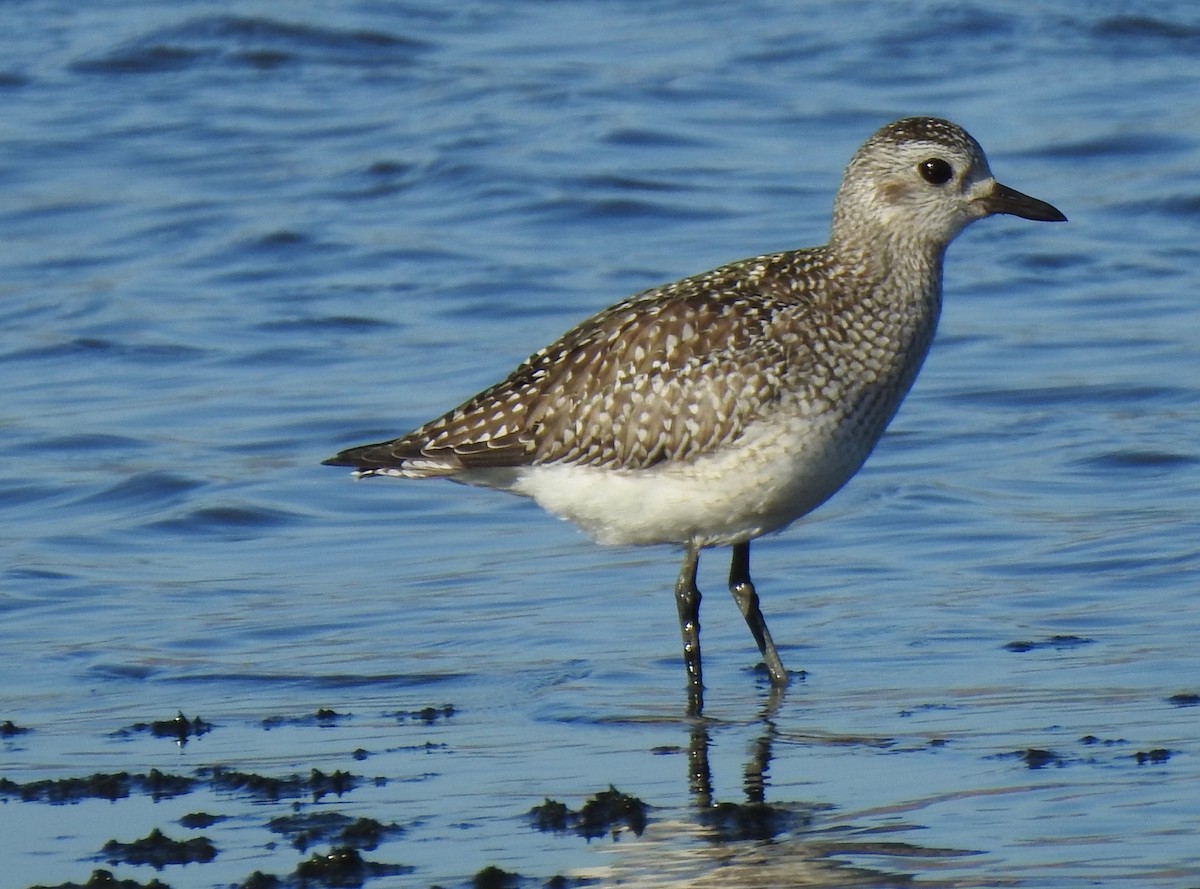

{"left": 728, "top": 541, "right": 789, "bottom": 687}
{"left": 674, "top": 543, "right": 704, "bottom": 713}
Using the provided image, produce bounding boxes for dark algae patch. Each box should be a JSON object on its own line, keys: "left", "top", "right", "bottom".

{"left": 530, "top": 785, "right": 648, "bottom": 839}
{"left": 1134, "top": 748, "right": 1172, "bottom": 765}
{"left": 269, "top": 812, "right": 404, "bottom": 851}
{"left": 110, "top": 711, "right": 212, "bottom": 744}
{"left": 990, "top": 749, "right": 1068, "bottom": 769}
{"left": 202, "top": 766, "right": 359, "bottom": 802}
{"left": 1003, "top": 635, "right": 1093, "bottom": 653}
{"left": 263, "top": 708, "right": 352, "bottom": 729}
{"left": 1, "top": 770, "right": 198, "bottom": 803}
{"left": 389, "top": 704, "right": 457, "bottom": 724}
{"left": 997, "top": 736, "right": 1180, "bottom": 770}
{"left": 238, "top": 874, "right": 283, "bottom": 889}
{"left": 472, "top": 864, "right": 521, "bottom": 889}
{"left": 339, "top": 817, "right": 403, "bottom": 851}
{"left": 101, "top": 827, "right": 217, "bottom": 868}
{"left": 529, "top": 798, "right": 573, "bottom": 832}
{"left": 179, "top": 811, "right": 226, "bottom": 829}
{"left": 1022, "top": 749, "right": 1065, "bottom": 769}
{"left": 232, "top": 847, "right": 414, "bottom": 888}
{"left": 151, "top": 711, "right": 212, "bottom": 744}
{"left": 1080, "top": 734, "right": 1127, "bottom": 746}
{"left": 2, "top": 718, "right": 31, "bottom": 737}
{"left": 577, "top": 786, "right": 648, "bottom": 838}
{"left": 1, "top": 772, "right": 133, "bottom": 803}
{"left": 203, "top": 765, "right": 307, "bottom": 801}
{"left": 29, "top": 870, "right": 171, "bottom": 889}
{"left": 258, "top": 704, "right": 455, "bottom": 731}
{"left": 1, "top": 767, "right": 358, "bottom": 805}
{"left": 293, "top": 846, "right": 413, "bottom": 886}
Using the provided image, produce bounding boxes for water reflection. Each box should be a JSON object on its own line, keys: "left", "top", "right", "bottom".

{"left": 687, "top": 686, "right": 782, "bottom": 819}
{"left": 624, "top": 687, "right": 978, "bottom": 888}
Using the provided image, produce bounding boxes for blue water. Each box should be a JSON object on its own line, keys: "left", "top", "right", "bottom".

{"left": 3, "top": 2, "right": 1200, "bottom": 887}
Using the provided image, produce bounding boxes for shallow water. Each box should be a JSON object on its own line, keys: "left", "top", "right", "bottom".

{"left": 3, "top": 1, "right": 1200, "bottom": 887}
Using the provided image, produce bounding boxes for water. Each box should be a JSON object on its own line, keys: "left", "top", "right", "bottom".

{"left": 2, "top": 1, "right": 1199, "bottom": 886}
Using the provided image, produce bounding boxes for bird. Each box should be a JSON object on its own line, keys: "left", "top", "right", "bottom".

{"left": 324, "top": 117, "right": 1065, "bottom": 711}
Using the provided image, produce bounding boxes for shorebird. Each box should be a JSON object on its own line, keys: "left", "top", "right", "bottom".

{"left": 324, "top": 117, "right": 1065, "bottom": 709}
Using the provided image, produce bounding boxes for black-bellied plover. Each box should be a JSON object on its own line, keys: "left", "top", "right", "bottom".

{"left": 325, "top": 117, "right": 1065, "bottom": 709}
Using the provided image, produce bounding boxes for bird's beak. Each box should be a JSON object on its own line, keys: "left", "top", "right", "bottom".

{"left": 983, "top": 182, "right": 1067, "bottom": 222}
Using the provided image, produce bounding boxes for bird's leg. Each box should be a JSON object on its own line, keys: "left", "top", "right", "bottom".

{"left": 728, "top": 542, "right": 789, "bottom": 687}
{"left": 674, "top": 543, "right": 704, "bottom": 714}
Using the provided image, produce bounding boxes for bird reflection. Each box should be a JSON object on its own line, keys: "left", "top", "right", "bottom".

{"left": 686, "top": 685, "right": 789, "bottom": 841}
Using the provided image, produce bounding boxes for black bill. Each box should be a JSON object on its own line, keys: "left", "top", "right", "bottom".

{"left": 985, "top": 182, "right": 1067, "bottom": 222}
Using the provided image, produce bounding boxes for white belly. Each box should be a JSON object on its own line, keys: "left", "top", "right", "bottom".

{"left": 476, "top": 404, "right": 883, "bottom": 547}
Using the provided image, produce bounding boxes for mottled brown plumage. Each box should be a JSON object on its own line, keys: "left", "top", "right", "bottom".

{"left": 336, "top": 251, "right": 834, "bottom": 473}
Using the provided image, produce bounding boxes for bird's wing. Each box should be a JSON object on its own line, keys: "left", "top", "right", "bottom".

{"left": 327, "top": 251, "right": 828, "bottom": 475}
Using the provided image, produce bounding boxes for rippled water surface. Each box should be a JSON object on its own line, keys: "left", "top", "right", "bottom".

{"left": 3, "top": 2, "right": 1200, "bottom": 887}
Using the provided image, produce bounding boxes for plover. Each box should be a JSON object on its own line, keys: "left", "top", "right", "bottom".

{"left": 324, "top": 117, "right": 1065, "bottom": 707}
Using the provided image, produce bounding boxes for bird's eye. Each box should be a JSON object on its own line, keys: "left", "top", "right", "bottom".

{"left": 919, "top": 158, "right": 954, "bottom": 185}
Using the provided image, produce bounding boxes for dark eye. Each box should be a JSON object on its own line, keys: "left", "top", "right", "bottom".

{"left": 918, "top": 158, "right": 954, "bottom": 185}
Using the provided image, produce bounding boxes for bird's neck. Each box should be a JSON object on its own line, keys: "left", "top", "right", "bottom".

{"left": 825, "top": 230, "right": 945, "bottom": 321}
{"left": 829, "top": 216, "right": 947, "bottom": 281}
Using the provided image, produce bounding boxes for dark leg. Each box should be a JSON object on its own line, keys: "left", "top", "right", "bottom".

{"left": 674, "top": 543, "right": 704, "bottom": 714}
{"left": 728, "top": 541, "right": 789, "bottom": 687}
